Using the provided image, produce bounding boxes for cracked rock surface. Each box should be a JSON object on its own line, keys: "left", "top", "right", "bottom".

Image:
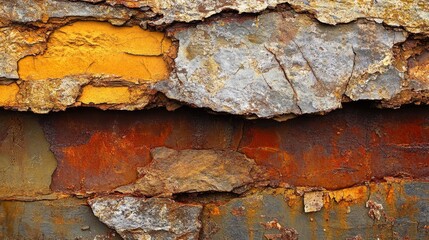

{"left": 88, "top": 196, "right": 202, "bottom": 240}
{"left": 156, "top": 11, "right": 406, "bottom": 117}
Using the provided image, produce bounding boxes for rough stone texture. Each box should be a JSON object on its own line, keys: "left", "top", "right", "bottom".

{"left": 202, "top": 180, "right": 429, "bottom": 240}
{"left": 303, "top": 191, "right": 324, "bottom": 213}
{"left": 287, "top": 0, "right": 429, "bottom": 34}
{"left": 43, "top": 106, "right": 429, "bottom": 193}
{"left": 79, "top": 0, "right": 429, "bottom": 34}
{"left": 0, "top": 198, "right": 119, "bottom": 239}
{"left": 89, "top": 196, "right": 202, "bottom": 240}
{"left": 0, "top": 26, "right": 46, "bottom": 79}
{"left": 0, "top": 0, "right": 139, "bottom": 26}
{"left": 0, "top": 112, "right": 56, "bottom": 199}
{"left": 0, "top": 20, "right": 173, "bottom": 113}
{"left": 115, "top": 147, "right": 264, "bottom": 196}
{"left": 157, "top": 12, "right": 406, "bottom": 117}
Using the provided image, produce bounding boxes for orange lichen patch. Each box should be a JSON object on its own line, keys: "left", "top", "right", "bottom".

{"left": 18, "top": 21, "right": 172, "bottom": 82}
{"left": 78, "top": 86, "right": 131, "bottom": 104}
{"left": 0, "top": 83, "right": 18, "bottom": 106}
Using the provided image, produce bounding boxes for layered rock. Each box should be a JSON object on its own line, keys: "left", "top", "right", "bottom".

{"left": 78, "top": 0, "right": 429, "bottom": 34}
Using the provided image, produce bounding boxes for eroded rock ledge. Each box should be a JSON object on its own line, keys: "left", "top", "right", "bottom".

{"left": 0, "top": 1, "right": 428, "bottom": 117}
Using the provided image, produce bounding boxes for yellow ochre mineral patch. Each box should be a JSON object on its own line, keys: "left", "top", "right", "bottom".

{"left": 78, "top": 85, "right": 131, "bottom": 104}
{"left": 18, "top": 21, "right": 172, "bottom": 82}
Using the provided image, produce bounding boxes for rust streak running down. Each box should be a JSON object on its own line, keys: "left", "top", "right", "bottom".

{"left": 40, "top": 104, "right": 429, "bottom": 193}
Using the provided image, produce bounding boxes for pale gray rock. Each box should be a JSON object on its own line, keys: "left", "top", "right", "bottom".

{"left": 0, "top": 0, "right": 137, "bottom": 26}
{"left": 88, "top": 196, "right": 202, "bottom": 240}
{"left": 156, "top": 12, "right": 406, "bottom": 118}
{"left": 115, "top": 147, "right": 263, "bottom": 196}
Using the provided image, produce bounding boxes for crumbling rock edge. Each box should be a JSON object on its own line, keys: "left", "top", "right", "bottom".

{"left": 0, "top": 1, "right": 428, "bottom": 119}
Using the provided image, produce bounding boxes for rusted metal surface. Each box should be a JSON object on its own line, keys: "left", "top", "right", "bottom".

{"left": 41, "top": 105, "right": 429, "bottom": 193}
{"left": 201, "top": 180, "right": 429, "bottom": 239}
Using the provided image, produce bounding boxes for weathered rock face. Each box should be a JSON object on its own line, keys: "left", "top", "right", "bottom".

{"left": 78, "top": 0, "right": 429, "bottom": 34}
{"left": 115, "top": 147, "right": 264, "bottom": 196}
{"left": 1, "top": 1, "right": 429, "bottom": 239}
{"left": 156, "top": 12, "right": 406, "bottom": 117}
{"left": 0, "top": 3, "right": 428, "bottom": 115}
{"left": 0, "top": 20, "right": 174, "bottom": 113}
{"left": 88, "top": 196, "right": 202, "bottom": 240}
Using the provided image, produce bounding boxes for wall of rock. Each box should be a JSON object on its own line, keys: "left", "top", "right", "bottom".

{"left": 0, "top": 0, "right": 428, "bottom": 239}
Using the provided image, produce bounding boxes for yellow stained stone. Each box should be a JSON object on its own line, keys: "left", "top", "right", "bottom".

{"left": 78, "top": 86, "right": 131, "bottom": 104}
{"left": 0, "top": 83, "right": 19, "bottom": 106}
{"left": 18, "top": 21, "right": 172, "bottom": 82}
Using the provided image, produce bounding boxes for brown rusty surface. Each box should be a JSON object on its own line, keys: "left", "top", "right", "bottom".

{"left": 42, "top": 108, "right": 242, "bottom": 192}
{"left": 41, "top": 104, "right": 429, "bottom": 193}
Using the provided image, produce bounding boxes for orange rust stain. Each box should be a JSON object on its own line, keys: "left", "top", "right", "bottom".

{"left": 210, "top": 206, "right": 221, "bottom": 216}
{"left": 46, "top": 107, "right": 429, "bottom": 192}
{"left": 51, "top": 121, "right": 173, "bottom": 192}
{"left": 18, "top": 21, "right": 172, "bottom": 82}
{"left": 0, "top": 83, "right": 19, "bottom": 106}
{"left": 78, "top": 86, "right": 131, "bottom": 104}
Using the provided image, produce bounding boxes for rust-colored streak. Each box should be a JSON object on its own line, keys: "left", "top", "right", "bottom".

{"left": 42, "top": 105, "right": 429, "bottom": 193}
{"left": 43, "top": 109, "right": 242, "bottom": 192}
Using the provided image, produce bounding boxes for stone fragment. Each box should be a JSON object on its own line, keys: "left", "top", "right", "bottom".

{"left": 0, "top": 113, "right": 56, "bottom": 198}
{"left": 156, "top": 11, "right": 406, "bottom": 117}
{"left": 365, "top": 200, "right": 384, "bottom": 221}
{"left": 89, "top": 196, "right": 202, "bottom": 240}
{"left": 0, "top": 198, "right": 119, "bottom": 239}
{"left": 115, "top": 147, "right": 264, "bottom": 196}
{"left": 303, "top": 191, "right": 324, "bottom": 213}
{"left": 43, "top": 108, "right": 243, "bottom": 193}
